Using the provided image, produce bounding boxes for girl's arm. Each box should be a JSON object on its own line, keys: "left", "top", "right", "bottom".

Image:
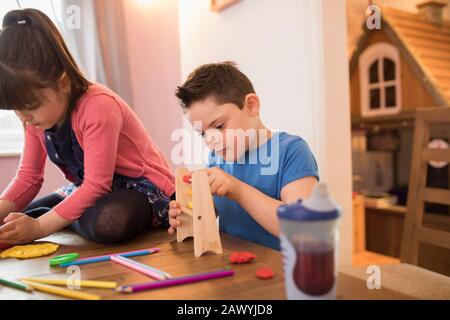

{"left": 0, "top": 125, "right": 47, "bottom": 213}
{"left": 37, "top": 210, "right": 73, "bottom": 238}
{"left": 0, "top": 210, "right": 72, "bottom": 245}
{"left": 0, "top": 199, "right": 17, "bottom": 226}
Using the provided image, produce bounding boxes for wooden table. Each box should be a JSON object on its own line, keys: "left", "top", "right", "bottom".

{"left": 0, "top": 229, "right": 416, "bottom": 300}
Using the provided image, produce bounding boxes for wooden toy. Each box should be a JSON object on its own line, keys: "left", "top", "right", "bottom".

{"left": 175, "top": 167, "right": 223, "bottom": 257}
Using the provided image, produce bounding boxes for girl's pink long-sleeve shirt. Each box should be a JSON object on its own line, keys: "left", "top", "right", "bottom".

{"left": 0, "top": 84, "right": 175, "bottom": 221}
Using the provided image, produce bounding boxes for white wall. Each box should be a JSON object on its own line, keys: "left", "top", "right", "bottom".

{"left": 123, "top": 0, "right": 182, "bottom": 168}
{"left": 178, "top": 0, "right": 318, "bottom": 146}
{"left": 321, "top": 0, "right": 353, "bottom": 268}
{"left": 178, "top": 0, "right": 353, "bottom": 267}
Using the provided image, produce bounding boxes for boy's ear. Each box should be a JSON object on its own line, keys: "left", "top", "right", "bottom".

{"left": 243, "top": 94, "right": 260, "bottom": 116}
{"left": 58, "top": 72, "right": 71, "bottom": 94}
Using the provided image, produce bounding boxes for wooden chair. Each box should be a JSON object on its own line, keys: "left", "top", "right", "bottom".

{"left": 352, "top": 193, "right": 400, "bottom": 266}
{"left": 400, "top": 107, "right": 450, "bottom": 266}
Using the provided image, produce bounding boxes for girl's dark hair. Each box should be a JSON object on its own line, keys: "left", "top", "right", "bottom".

{"left": 0, "top": 9, "right": 90, "bottom": 111}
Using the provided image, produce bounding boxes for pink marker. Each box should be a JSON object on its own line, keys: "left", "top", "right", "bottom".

{"left": 111, "top": 255, "right": 169, "bottom": 280}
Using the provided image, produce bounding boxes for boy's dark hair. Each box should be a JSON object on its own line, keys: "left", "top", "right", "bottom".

{"left": 175, "top": 61, "right": 255, "bottom": 110}
{"left": 0, "top": 9, "right": 90, "bottom": 111}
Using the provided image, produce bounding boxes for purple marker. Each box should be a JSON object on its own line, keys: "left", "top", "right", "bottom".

{"left": 118, "top": 269, "right": 234, "bottom": 293}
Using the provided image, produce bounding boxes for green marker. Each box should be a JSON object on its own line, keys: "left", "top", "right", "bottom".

{"left": 0, "top": 278, "right": 34, "bottom": 292}
{"left": 49, "top": 253, "right": 80, "bottom": 267}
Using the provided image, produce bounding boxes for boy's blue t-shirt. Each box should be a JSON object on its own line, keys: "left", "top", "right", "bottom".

{"left": 208, "top": 131, "right": 319, "bottom": 250}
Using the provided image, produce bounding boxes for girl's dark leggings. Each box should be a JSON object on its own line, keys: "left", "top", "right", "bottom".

{"left": 24, "top": 189, "right": 159, "bottom": 244}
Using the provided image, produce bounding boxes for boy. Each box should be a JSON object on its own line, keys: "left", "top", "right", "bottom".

{"left": 168, "top": 62, "right": 318, "bottom": 250}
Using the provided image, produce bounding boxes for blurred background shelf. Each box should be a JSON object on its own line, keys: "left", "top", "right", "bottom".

{"left": 353, "top": 193, "right": 450, "bottom": 276}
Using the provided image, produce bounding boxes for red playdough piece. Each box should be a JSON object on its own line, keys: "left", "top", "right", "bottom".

{"left": 183, "top": 174, "right": 192, "bottom": 184}
{"left": 0, "top": 243, "right": 12, "bottom": 250}
{"left": 256, "top": 267, "right": 275, "bottom": 280}
{"left": 230, "top": 252, "right": 256, "bottom": 264}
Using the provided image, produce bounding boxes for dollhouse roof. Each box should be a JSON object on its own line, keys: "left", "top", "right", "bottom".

{"left": 350, "top": 6, "right": 450, "bottom": 107}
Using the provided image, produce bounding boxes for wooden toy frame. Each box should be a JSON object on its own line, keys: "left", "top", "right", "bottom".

{"left": 175, "top": 167, "right": 223, "bottom": 257}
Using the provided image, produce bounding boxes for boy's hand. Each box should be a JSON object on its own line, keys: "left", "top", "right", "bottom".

{"left": 168, "top": 168, "right": 241, "bottom": 235}
{"left": 205, "top": 168, "right": 241, "bottom": 200}
{"left": 168, "top": 201, "right": 182, "bottom": 235}
{"left": 0, "top": 213, "right": 42, "bottom": 245}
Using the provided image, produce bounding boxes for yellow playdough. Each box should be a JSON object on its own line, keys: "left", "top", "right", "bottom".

{"left": 0, "top": 243, "right": 59, "bottom": 259}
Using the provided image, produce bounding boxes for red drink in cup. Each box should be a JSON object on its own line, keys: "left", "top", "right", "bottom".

{"left": 293, "top": 241, "right": 335, "bottom": 296}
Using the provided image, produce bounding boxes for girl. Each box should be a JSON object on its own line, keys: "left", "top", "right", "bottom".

{"left": 0, "top": 9, "right": 175, "bottom": 245}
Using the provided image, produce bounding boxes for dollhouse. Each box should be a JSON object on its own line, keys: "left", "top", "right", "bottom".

{"left": 349, "top": 1, "right": 450, "bottom": 275}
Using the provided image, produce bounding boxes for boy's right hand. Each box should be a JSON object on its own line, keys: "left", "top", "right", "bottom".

{"left": 168, "top": 200, "right": 182, "bottom": 235}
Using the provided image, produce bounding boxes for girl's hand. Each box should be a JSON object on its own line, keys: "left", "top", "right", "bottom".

{"left": 0, "top": 213, "right": 42, "bottom": 245}
{"left": 205, "top": 168, "right": 241, "bottom": 200}
{"left": 168, "top": 201, "right": 182, "bottom": 235}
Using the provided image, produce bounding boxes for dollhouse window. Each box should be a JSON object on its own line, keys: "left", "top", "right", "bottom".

{"left": 359, "top": 42, "right": 402, "bottom": 117}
